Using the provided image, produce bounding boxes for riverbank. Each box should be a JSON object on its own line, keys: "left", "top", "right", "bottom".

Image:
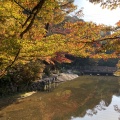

{"left": 16, "top": 73, "right": 79, "bottom": 99}
{"left": 0, "top": 72, "right": 79, "bottom": 97}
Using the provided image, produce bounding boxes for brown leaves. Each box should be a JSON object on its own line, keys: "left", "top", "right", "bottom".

{"left": 116, "top": 20, "right": 120, "bottom": 27}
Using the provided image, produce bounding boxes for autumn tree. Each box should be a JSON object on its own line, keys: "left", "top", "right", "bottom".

{"left": 0, "top": 0, "right": 77, "bottom": 77}
{"left": 0, "top": 0, "right": 120, "bottom": 79}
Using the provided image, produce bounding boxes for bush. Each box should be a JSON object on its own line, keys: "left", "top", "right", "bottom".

{"left": 0, "top": 60, "right": 45, "bottom": 95}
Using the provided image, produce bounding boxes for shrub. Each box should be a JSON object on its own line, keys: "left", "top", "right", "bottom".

{"left": 0, "top": 60, "right": 45, "bottom": 95}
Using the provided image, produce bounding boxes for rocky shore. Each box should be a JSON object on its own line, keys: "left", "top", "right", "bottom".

{"left": 0, "top": 72, "right": 79, "bottom": 97}
{"left": 30, "top": 73, "right": 79, "bottom": 91}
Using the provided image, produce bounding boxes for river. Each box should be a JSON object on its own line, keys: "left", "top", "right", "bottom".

{"left": 0, "top": 76, "right": 120, "bottom": 120}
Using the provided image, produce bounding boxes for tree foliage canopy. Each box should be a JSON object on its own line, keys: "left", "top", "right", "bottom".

{"left": 0, "top": 0, "right": 120, "bottom": 77}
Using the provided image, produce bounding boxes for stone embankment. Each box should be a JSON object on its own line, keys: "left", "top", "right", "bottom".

{"left": 30, "top": 73, "right": 79, "bottom": 91}
{"left": 18, "top": 73, "right": 79, "bottom": 99}
{"left": 0, "top": 73, "right": 79, "bottom": 97}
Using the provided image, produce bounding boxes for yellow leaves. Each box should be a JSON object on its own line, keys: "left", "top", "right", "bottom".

{"left": 8, "top": 31, "right": 15, "bottom": 36}
{"left": 0, "top": 38, "right": 21, "bottom": 70}
{"left": 0, "top": 0, "right": 119, "bottom": 69}
{"left": 1, "top": 38, "right": 21, "bottom": 55}
{"left": 18, "top": 34, "right": 67, "bottom": 59}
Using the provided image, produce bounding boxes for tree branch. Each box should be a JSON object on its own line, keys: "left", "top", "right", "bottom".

{"left": 67, "top": 36, "right": 120, "bottom": 44}
{"left": 20, "top": 0, "right": 46, "bottom": 38}
{"left": 0, "top": 49, "right": 21, "bottom": 78}
{"left": 59, "top": 0, "right": 74, "bottom": 8}
{"left": 22, "top": 0, "right": 46, "bottom": 28}
{"left": 14, "top": 0, "right": 31, "bottom": 14}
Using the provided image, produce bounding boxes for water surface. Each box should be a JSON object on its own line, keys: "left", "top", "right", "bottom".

{"left": 0, "top": 76, "right": 120, "bottom": 120}
{"left": 71, "top": 95, "right": 120, "bottom": 120}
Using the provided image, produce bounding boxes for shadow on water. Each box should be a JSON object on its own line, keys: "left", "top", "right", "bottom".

{"left": 0, "top": 91, "right": 31, "bottom": 111}
{"left": 0, "top": 76, "right": 120, "bottom": 120}
{"left": 0, "top": 93, "right": 23, "bottom": 119}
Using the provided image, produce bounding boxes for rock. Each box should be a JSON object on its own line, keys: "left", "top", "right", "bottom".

{"left": 57, "top": 73, "right": 79, "bottom": 82}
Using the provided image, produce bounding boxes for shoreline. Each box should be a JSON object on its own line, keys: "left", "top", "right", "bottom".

{"left": 18, "top": 73, "right": 79, "bottom": 99}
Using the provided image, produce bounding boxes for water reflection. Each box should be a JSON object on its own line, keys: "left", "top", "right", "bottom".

{"left": 0, "top": 76, "right": 120, "bottom": 120}
{"left": 47, "top": 76, "right": 120, "bottom": 120}
{"left": 71, "top": 95, "right": 120, "bottom": 120}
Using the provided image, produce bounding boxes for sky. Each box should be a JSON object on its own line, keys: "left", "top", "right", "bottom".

{"left": 73, "top": 0, "right": 120, "bottom": 26}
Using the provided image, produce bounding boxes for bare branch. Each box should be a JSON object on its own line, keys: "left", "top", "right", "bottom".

{"left": 94, "top": 36, "right": 120, "bottom": 43}
{"left": 20, "top": 0, "right": 46, "bottom": 38}
{"left": 14, "top": 0, "right": 31, "bottom": 13}
{"left": 22, "top": 0, "right": 46, "bottom": 28}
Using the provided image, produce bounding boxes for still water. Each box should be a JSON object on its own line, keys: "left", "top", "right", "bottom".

{"left": 0, "top": 76, "right": 120, "bottom": 120}
{"left": 71, "top": 95, "right": 120, "bottom": 120}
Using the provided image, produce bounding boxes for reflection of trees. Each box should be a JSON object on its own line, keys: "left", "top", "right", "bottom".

{"left": 86, "top": 100, "right": 107, "bottom": 116}
{"left": 1, "top": 77, "right": 120, "bottom": 120}
{"left": 114, "top": 105, "right": 120, "bottom": 112}
{"left": 113, "top": 105, "right": 120, "bottom": 120}
{"left": 18, "top": 77, "right": 119, "bottom": 120}
{"left": 115, "top": 90, "right": 120, "bottom": 97}
{"left": 69, "top": 78, "right": 120, "bottom": 119}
